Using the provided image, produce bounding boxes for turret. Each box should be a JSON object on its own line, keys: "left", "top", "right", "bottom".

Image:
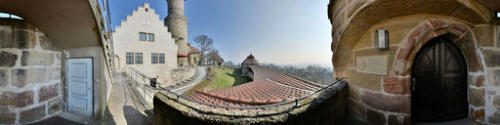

{"left": 165, "top": 0, "right": 190, "bottom": 66}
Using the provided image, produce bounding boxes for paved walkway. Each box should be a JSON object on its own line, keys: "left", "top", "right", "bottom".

{"left": 172, "top": 66, "right": 206, "bottom": 94}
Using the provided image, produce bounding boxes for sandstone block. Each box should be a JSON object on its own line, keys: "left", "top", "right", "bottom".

{"left": 0, "top": 51, "right": 17, "bottom": 67}
{"left": 367, "top": 108, "right": 386, "bottom": 125}
{"left": 14, "top": 30, "right": 36, "bottom": 49}
{"left": 469, "top": 108, "right": 484, "bottom": 121}
{"left": 468, "top": 75, "right": 485, "bottom": 87}
{"left": 39, "top": 35, "right": 60, "bottom": 51}
{"left": 48, "top": 97, "right": 62, "bottom": 115}
{"left": 383, "top": 77, "right": 410, "bottom": 95}
{"left": 473, "top": 25, "right": 494, "bottom": 47}
{"left": 0, "top": 91, "right": 34, "bottom": 107}
{"left": 482, "top": 49, "right": 500, "bottom": 68}
{"left": 489, "top": 110, "right": 500, "bottom": 124}
{"left": 48, "top": 68, "right": 61, "bottom": 81}
{"left": 21, "top": 51, "right": 54, "bottom": 66}
{"left": 493, "top": 95, "right": 500, "bottom": 108}
{"left": 346, "top": 70, "right": 382, "bottom": 91}
{"left": 361, "top": 91, "right": 410, "bottom": 113}
{"left": 20, "top": 105, "right": 45, "bottom": 123}
{"left": 388, "top": 115, "right": 410, "bottom": 125}
{"left": 488, "top": 69, "right": 500, "bottom": 87}
{"left": 347, "top": 99, "right": 366, "bottom": 120}
{"left": 468, "top": 88, "right": 485, "bottom": 107}
{"left": 11, "top": 68, "right": 48, "bottom": 88}
{"left": 0, "top": 69, "right": 8, "bottom": 87}
{"left": 0, "top": 112, "right": 15, "bottom": 124}
{"left": 39, "top": 84, "right": 59, "bottom": 102}
{"left": 0, "top": 26, "right": 14, "bottom": 48}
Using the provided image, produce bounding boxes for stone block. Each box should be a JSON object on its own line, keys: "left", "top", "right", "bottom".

{"left": 355, "top": 55, "right": 388, "bottom": 75}
{"left": 367, "top": 108, "right": 386, "bottom": 125}
{"left": 361, "top": 91, "right": 410, "bottom": 113}
{"left": 21, "top": 51, "right": 54, "bottom": 66}
{"left": 383, "top": 77, "right": 410, "bottom": 95}
{"left": 346, "top": 70, "right": 382, "bottom": 91}
{"left": 489, "top": 110, "right": 500, "bottom": 124}
{"left": 493, "top": 95, "right": 500, "bottom": 108}
{"left": 488, "top": 69, "right": 500, "bottom": 87}
{"left": 347, "top": 99, "right": 366, "bottom": 120}
{"left": 48, "top": 68, "right": 61, "bottom": 81}
{"left": 39, "top": 84, "right": 59, "bottom": 102}
{"left": 0, "top": 91, "right": 34, "bottom": 107}
{"left": 469, "top": 108, "right": 484, "bottom": 121}
{"left": 39, "top": 35, "right": 60, "bottom": 51}
{"left": 0, "top": 69, "right": 8, "bottom": 87}
{"left": 388, "top": 115, "right": 410, "bottom": 125}
{"left": 20, "top": 105, "right": 45, "bottom": 123}
{"left": 348, "top": 85, "right": 361, "bottom": 101}
{"left": 48, "top": 97, "right": 62, "bottom": 115}
{"left": 468, "top": 75, "right": 485, "bottom": 87}
{"left": 0, "top": 26, "right": 14, "bottom": 48}
{"left": 11, "top": 68, "right": 48, "bottom": 88}
{"left": 468, "top": 88, "right": 484, "bottom": 107}
{"left": 482, "top": 49, "right": 500, "bottom": 68}
{"left": 14, "top": 30, "right": 36, "bottom": 49}
{"left": 0, "top": 112, "right": 15, "bottom": 124}
{"left": 473, "top": 25, "right": 494, "bottom": 47}
{"left": 0, "top": 51, "right": 17, "bottom": 67}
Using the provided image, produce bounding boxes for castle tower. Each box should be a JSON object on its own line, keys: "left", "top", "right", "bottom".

{"left": 165, "top": 0, "right": 190, "bottom": 66}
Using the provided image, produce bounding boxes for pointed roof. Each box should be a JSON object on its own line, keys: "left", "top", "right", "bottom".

{"left": 241, "top": 54, "right": 259, "bottom": 65}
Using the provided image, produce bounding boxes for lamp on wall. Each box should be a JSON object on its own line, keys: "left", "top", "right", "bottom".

{"left": 375, "top": 29, "right": 389, "bottom": 50}
{"left": 496, "top": 12, "right": 500, "bottom": 18}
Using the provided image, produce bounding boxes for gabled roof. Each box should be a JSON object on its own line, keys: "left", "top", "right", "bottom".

{"left": 189, "top": 66, "right": 326, "bottom": 109}
{"left": 241, "top": 54, "right": 259, "bottom": 66}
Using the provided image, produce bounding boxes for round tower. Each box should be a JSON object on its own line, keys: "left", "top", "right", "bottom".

{"left": 165, "top": 0, "right": 190, "bottom": 66}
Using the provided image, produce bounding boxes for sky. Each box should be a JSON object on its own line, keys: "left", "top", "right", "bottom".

{"left": 108, "top": 0, "right": 333, "bottom": 67}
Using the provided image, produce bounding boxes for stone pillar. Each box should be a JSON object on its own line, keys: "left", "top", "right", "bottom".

{"left": 165, "top": 0, "right": 190, "bottom": 66}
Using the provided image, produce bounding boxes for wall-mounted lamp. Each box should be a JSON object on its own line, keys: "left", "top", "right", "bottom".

{"left": 375, "top": 29, "right": 389, "bottom": 50}
{"left": 496, "top": 12, "right": 500, "bottom": 19}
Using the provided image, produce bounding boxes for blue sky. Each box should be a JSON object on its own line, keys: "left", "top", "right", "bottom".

{"left": 109, "top": 0, "right": 332, "bottom": 67}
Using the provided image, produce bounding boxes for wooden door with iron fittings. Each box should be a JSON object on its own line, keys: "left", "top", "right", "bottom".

{"left": 411, "top": 36, "right": 468, "bottom": 122}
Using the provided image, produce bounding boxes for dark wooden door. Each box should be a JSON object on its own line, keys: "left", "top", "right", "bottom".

{"left": 411, "top": 37, "right": 468, "bottom": 122}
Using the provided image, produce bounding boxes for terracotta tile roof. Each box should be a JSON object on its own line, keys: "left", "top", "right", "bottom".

{"left": 188, "top": 66, "right": 327, "bottom": 109}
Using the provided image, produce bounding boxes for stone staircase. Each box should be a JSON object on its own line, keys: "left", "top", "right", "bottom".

{"left": 163, "top": 67, "right": 201, "bottom": 91}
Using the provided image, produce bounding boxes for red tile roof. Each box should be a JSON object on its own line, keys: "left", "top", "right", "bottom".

{"left": 188, "top": 66, "right": 326, "bottom": 109}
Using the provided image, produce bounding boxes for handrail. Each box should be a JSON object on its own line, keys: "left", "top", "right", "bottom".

{"left": 157, "top": 78, "right": 345, "bottom": 110}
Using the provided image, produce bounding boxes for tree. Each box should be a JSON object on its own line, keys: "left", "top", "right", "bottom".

{"left": 194, "top": 35, "right": 214, "bottom": 65}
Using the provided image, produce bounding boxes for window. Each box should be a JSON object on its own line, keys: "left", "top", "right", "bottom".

{"left": 126, "top": 53, "right": 134, "bottom": 64}
{"left": 147, "top": 33, "right": 154, "bottom": 42}
{"left": 152, "top": 53, "right": 158, "bottom": 64}
{"left": 135, "top": 53, "right": 143, "bottom": 64}
{"left": 139, "top": 32, "right": 147, "bottom": 41}
{"left": 159, "top": 54, "right": 165, "bottom": 64}
{"left": 0, "top": 12, "right": 23, "bottom": 20}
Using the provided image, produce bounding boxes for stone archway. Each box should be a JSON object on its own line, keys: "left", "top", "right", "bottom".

{"left": 384, "top": 19, "right": 486, "bottom": 122}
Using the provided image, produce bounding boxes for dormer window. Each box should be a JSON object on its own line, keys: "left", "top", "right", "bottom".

{"left": 139, "top": 32, "right": 154, "bottom": 42}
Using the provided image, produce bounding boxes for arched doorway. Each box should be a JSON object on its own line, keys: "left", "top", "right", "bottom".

{"left": 411, "top": 36, "right": 468, "bottom": 122}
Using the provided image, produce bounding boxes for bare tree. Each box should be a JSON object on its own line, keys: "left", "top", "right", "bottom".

{"left": 194, "top": 35, "right": 214, "bottom": 65}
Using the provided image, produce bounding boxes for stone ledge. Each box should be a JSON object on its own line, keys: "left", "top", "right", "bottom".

{"left": 361, "top": 90, "right": 410, "bottom": 113}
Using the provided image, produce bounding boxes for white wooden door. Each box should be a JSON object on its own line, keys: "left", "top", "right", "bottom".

{"left": 67, "top": 58, "right": 93, "bottom": 116}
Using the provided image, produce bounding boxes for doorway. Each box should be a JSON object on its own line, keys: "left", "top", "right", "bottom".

{"left": 411, "top": 36, "right": 468, "bottom": 122}
{"left": 67, "top": 58, "right": 94, "bottom": 117}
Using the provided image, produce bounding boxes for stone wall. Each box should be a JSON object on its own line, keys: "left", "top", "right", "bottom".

{"left": 329, "top": 0, "right": 500, "bottom": 124}
{"left": 152, "top": 81, "right": 346, "bottom": 125}
{"left": 0, "top": 19, "right": 63, "bottom": 124}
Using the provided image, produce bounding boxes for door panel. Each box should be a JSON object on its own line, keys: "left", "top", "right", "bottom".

{"left": 411, "top": 37, "right": 468, "bottom": 122}
{"left": 68, "top": 58, "right": 93, "bottom": 117}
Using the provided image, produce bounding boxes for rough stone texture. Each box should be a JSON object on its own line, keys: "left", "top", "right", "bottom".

{"left": 11, "top": 68, "right": 48, "bottom": 88}
{"left": 48, "top": 97, "right": 62, "bottom": 115}
{"left": 473, "top": 25, "right": 494, "bottom": 47}
{"left": 468, "top": 88, "right": 485, "bottom": 107}
{"left": 15, "top": 30, "right": 36, "bottom": 49}
{"left": 0, "top": 69, "right": 8, "bottom": 87}
{"left": 383, "top": 77, "right": 410, "bottom": 95}
{"left": 488, "top": 69, "right": 500, "bottom": 87}
{"left": 48, "top": 68, "right": 61, "bottom": 81}
{"left": 0, "top": 91, "right": 34, "bottom": 107}
{"left": 21, "top": 51, "right": 54, "bottom": 66}
{"left": 468, "top": 75, "right": 485, "bottom": 87}
{"left": 348, "top": 85, "right": 361, "bottom": 101}
{"left": 361, "top": 91, "right": 410, "bottom": 113}
{"left": 0, "top": 112, "right": 16, "bottom": 124}
{"left": 0, "top": 26, "right": 14, "bottom": 48}
{"left": 346, "top": 70, "right": 382, "bottom": 91}
{"left": 388, "top": 115, "right": 409, "bottom": 125}
{"left": 494, "top": 95, "right": 500, "bottom": 108}
{"left": 347, "top": 99, "right": 366, "bottom": 121}
{"left": 0, "top": 51, "right": 17, "bottom": 67}
{"left": 39, "top": 84, "right": 59, "bottom": 102}
{"left": 367, "top": 108, "right": 386, "bottom": 125}
{"left": 470, "top": 108, "right": 485, "bottom": 121}
{"left": 482, "top": 49, "right": 500, "bottom": 68}
{"left": 39, "top": 35, "right": 60, "bottom": 51}
{"left": 20, "top": 105, "right": 46, "bottom": 123}
{"left": 488, "top": 110, "right": 500, "bottom": 124}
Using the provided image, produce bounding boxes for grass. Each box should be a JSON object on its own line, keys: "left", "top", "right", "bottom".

{"left": 184, "top": 66, "right": 252, "bottom": 96}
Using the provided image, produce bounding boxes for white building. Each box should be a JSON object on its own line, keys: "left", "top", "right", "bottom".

{"left": 113, "top": 3, "right": 178, "bottom": 84}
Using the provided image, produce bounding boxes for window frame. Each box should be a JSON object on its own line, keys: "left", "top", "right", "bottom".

{"left": 126, "top": 52, "right": 134, "bottom": 64}
{"left": 152, "top": 53, "right": 158, "bottom": 64}
{"left": 139, "top": 32, "right": 147, "bottom": 41}
{"left": 135, "top": 53, "right": 143, "bottom": 64}
{"left": 159, "top": 53, "right": 165, "bottom": 64}
{"left": 147, "top": 33, "right": 155, "bottom": 42}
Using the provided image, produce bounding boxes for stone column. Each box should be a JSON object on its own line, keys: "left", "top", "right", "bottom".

{"left": 165, "top": 0, "right": 190, "bottom": 66}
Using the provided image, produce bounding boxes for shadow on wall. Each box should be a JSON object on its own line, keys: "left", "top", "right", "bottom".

{"left": 123, "top": 105, "right": 151, "bottom": 125}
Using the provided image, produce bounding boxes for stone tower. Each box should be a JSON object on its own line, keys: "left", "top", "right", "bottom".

{"left": 165, "top": 0, "right": 190, "bottom": 66}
